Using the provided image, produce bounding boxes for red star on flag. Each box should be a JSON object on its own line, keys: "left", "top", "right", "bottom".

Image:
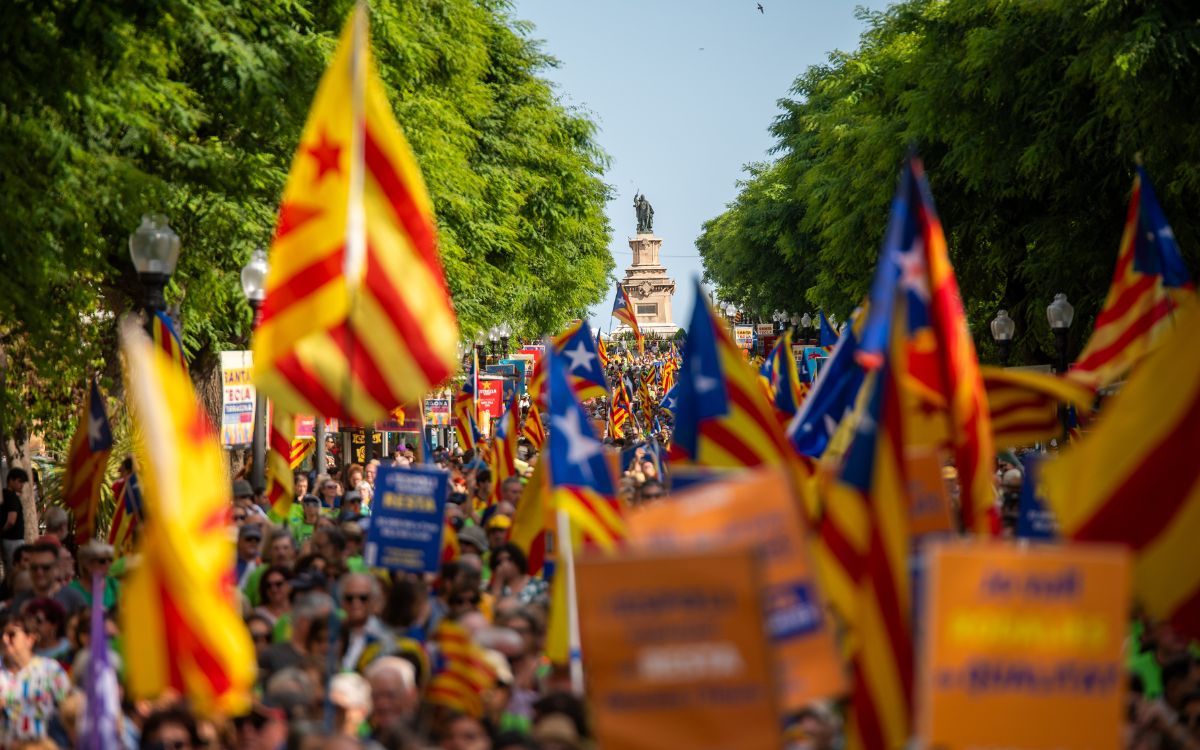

{"left": 304, "top": 130, "right": 343, "bottom": 183}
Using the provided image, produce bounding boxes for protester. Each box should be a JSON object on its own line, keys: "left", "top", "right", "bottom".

{"left": 0, "top": 610, "right": 70, "bottom": 745}
{"left": 1, "top": 469, "right": 28, "bottom": 569}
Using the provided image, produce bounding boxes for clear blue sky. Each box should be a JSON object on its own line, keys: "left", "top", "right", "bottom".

{"left": 509, "top": 0, "right": 887, "bottom": 331}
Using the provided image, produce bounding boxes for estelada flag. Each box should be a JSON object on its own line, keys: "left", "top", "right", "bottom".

{"left": 120, "top": 320, "right": 255, "bottom": 716}
{"left": 612, "top": 282, "right": 644, "bottom": 354}
{"left": 63, "top": 379, "right": 113, "bottom": 545}
{"left": 1043, "top": 300, "right": 1200, "bottom": 637}
{"left": 253, "top": 5, "right": 458, "bottom": 424}
{"left": 1070, "top": 165, "right": 1194, "bottom": 389}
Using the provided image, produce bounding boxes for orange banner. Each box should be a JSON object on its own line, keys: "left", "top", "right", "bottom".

{"left": 919, "top": 541, "right": 1130, "bottom": 750}
{"left": 627, "top": 468, "right": 846, "bottom": 711}
{"left": 576, "top": 548, "right": 781, "bottom": 750}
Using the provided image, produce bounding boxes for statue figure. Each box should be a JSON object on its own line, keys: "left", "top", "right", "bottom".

{"left": 634, "top": 192, "right": 654, "bottom": 234}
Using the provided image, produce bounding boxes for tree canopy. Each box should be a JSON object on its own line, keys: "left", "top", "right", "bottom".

{"left": 698, "top": 0, "right": 1200, "bottom": 366}
{"left": 0, "top": 0, "right": 612, "bottom": 440}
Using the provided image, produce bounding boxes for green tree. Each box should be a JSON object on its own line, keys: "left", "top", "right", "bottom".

{"left": 699, "top": 0, "right": 1200, "bottom": 365}
{"left": 0, "top": 0, "right": 612, "bottom": 462}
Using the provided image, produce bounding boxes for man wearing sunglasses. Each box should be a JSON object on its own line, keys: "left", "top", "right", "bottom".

{"left": 65, "top": 539, "right": 119, "bottom": 611}
{"left": 9, "top": 540, "right": 86, "bottom": 616}
{"left": 338, "top": 572, "right": 385, "bottom": 671}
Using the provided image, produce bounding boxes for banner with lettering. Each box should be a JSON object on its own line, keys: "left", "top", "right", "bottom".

{"left": 576, "top": 548, "right": 781, "bottom": 750}
{"left": 919, "top": 541, "right": 1130, "bottom": 750}
{"left": 220, "top": 350, "right": 255, "bottom": 447}
{"left": 363, "top": 465, "right": 449, "bottom": 573}
{"left": 627, "top": 468, "right": 846, "bottom": 711}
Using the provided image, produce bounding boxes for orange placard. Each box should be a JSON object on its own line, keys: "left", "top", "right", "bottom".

{"left": 627, "top": 469, "right": 846, "bottom": 711}
{"left": 906, "top": 447, "right": 955, "bottom": 537}
{"left": 576, "top": 548, "right": 781, "bottom": 750}
{"left": 919, "top": 541, "right": 1130, "bottom": 750}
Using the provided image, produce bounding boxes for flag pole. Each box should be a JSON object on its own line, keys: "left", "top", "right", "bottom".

{"left": 555, "top": 506, "right": 584, "bottom": 694}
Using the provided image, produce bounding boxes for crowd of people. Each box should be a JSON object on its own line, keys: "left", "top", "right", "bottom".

{"left": 0, "top": 346, "right": 1197, "bottom": 749}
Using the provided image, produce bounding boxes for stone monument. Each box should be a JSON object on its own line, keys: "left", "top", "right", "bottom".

{"left": 618, "top": 194, "right": 677, "bottom": 336}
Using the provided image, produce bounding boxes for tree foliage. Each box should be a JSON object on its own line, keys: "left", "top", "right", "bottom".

{"left": 0, "top": 0, "right": 612, "bottom": 441}
{"left": 699, "top": 0, "right": 1200, "bottom": 365}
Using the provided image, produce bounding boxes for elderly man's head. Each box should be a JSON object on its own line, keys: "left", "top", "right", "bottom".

{"left": 78, "top": 540, "right": 115, "bottom": 581}
{"left": 365, "top": 656, "right": 418, "bottom": 731}
{"left": 338, "top": 572, "right": 381, "bottom": 629}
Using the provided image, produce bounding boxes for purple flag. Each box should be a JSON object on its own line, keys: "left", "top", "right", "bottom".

{"left": 81, "top": 572, "right": 121, "bottom": 750}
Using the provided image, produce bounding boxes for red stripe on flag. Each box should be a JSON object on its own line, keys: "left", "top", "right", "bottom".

{"left": 726, "top": 383, "right": 792, "bottom": 457}
{"left": 1072, "top": 389, "right": 1200, "bottom": 549}
{"left": 1074, "top": 298, "right": 1174, "bottom": 373}
{"left": 992, "top": 418, "right": 1060, "bottom": 438}
{"left": 273, "top": 354, "right": 346, "bottom": 419}
{"left": 1091, "top": 275, "right": 1158, "bottom": 331}
{"left": 260, "top": 246, "right": 346, "bottom": 326}
{"left": 363, "top": 244, "right": 451, "bottom": 386}
{"left": 331, "top": 322, "right": 400, "bottom": 411}
{"left": 819, "top": 511, "right": 862, "bottom": 583}
{"left": 565, "top": 488, "right": 622, "bottom": 542}
{"left": 850, "top": 660, "right": 888, "bottom": 750}
{"left": 1168, "top": 587, "right": 1200, "bottom": 640}
{"left": 988, "top": 397, "right": 1054, "bottom": 420}
{"left": 363, "top": 128, "right": 446, "bottom": 292}
{"left": 700, "top": 421, "right": 767, "bottom": 467}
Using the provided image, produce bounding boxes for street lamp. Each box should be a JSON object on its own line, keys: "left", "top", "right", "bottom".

{"left": 990, "top": 309, "right": 1016, "bottom": 367}
{"left": 789, "top": 312, "right": 800, "bottom": 331}
{"left": 241, "top": 247, "right": 270, "bottom": 495}
{"left": 772, "top": 310, "right": 784, "bottom": 334}
{"left": 724, "top": 303, "right": 738, "bottom": 321}
{"left": 488, "top": 325, "right": 500, "bottom": 358}
{"left": 498, "top": 322, "right": 512, "bottom": 355}
{"left": 1046, "top": 293, "right": 1074, "bottom": 375}
{"left": 129, "top": 214, "right": 181, "bottom": 315}
{"left": 800, "top": 313, "right": 813, "bottom": 343}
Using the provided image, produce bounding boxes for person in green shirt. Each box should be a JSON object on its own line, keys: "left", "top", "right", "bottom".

{"left": 288, "top": 495, "right": 323, "bottom": 546}
{"left": 243, "top": 529, "right": 298, "bottom": 607}
{"left": 66, "top": 540, "right": 119, "bottom": 612}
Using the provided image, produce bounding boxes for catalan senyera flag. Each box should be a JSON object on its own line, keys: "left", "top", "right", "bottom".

{"left": 62, "top": 379, "right": 113, "bottom": 546}
{"left": 1044, "top": 300, "right": 1200, "bottom": 637}
{"left": 488, "top": 395, "right": 520, "bottom": 506}
{"left": 824, "top": 359, "right": 913, "bottom": 750}
{"left": 596, "top": 330, "right": 610, "bottom": 368}
{"left": 265, "top": 408, "right": 314, "bottom": 523}
{"left": 108, "top": 472, "right": 143, "bottom": 556}
{"left": 440, "top": 518, "right": 460, "bottom": 565}
{"left": 150, "top": 311, "right": 188, "bottom": 374}
{"left": 521, "top": 406, "right": 546, "bottom": 451}
{"left": 454, "top": 349, "right": 480, "bottom": 456}
{"left": 669, "top": 279, "right": 794, "bottom": 472}
{"left": 1070, "top": 165, "right": 1194, "bottom": 389}
{"left": 856, "top": 155, "right": 993, "bottom": 534}
{"left": 547, "top": 346, "right": 626, "bottom": 551}
{"left": 510, "top": 459, "right": 552, "bottom": 577}
{"left": 612, "top": 283, "right": 644, "bottom": 354}
{"left": 426, "top": 620, "right": 495, "bottom": 718}
{"left": 120, "top": 321, "right": 255, "bottom": 717}
{"left": 981, "top": 366, "right": 1095, "bottom": 448}
{"left": 252, "top": 5, "right": 458, "bottom": 424}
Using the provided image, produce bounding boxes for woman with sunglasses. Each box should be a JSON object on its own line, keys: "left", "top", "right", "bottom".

{"left": 0, "top": 610, "right": 70, "bottom": 746}
{"left": 253, "top": 565, "right": 293, "bottom": 629}
{"left": 65, "top": 540, "right": 119, "bottom": 611}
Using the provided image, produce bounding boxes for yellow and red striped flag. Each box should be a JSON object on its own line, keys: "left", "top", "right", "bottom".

{"left": 521, "top": 406, "right": 546, "bottom": 450}
{"left": 488, "top": 396, "right": 520, "bottom": 506}
{"left": 108, "top": 473, "right": 143, "bottom": 557}
{"left": 668, "top": 282, "right": 795, "bottom": 472}
{"left": 453, "top": 348, "right": 480, "bottom": 456}
{"left": 62, "top": 379, "right": 113, "bottom": 546}
{"left": 120, "top": 320, "right": 255, "bottom": 716}
{"left": 265, "top": 409, "right": 314, "bottom": 523}
{"left": 1071, "top": 165, "right": 1194, "bottom": 389}
{"left": 596, "top": 330, "right": 610, "bottom": 368}
{"left": 981, "top": 366, "right": 1095, "bottom": 448}
{"left": 1044, "top": 300, "right": 1200, "bottom": 637}
{"left": 611, "top": 283, "right": 644, "bottom": 354}
{"left": 426, "top": 620, "right": 495, "bottom": 718}
{"left": 252, "top": 5, "right": 458, "bottom": 424}
{"left": 855, "top": 155, "right": 993, "bottom": 534}
{"left": 510, "top": 459, "right": 552, "bottom": 576}
{"left": 150, "top": 311, "right": 188, "bottom": 374}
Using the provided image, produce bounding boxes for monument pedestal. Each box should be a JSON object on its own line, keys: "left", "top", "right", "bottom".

{"left": 616, "top": 233, "right": 677, "bottom": 336}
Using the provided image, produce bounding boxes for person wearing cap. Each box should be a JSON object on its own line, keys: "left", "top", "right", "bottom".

{"left": 531, "top": 712, "right": 584, "bottom": 750}
{"left": 485, "top": 514, "right": 511, "bottom": 553}
{"left": 236, "top": 523, "right": 263, "bottom": 590}
{"left": 457, "top": 525, "right": 489, "bottom": 559}
{"left": 329, "top": 671, "right": 373, "bottom": 739}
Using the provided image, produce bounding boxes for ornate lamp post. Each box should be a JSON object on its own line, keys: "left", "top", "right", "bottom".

{"left": 789, "top": 312, "right": 801, "bottom": 333}
{"left": 990, "top": 309, "right": 1016, "bottom": 367}
{"left": 800, "top": 313, "right": 813, "bottom": 344}
{"left": 498, "top": 322, "right": 512, "bottom": 356}
{"left": 488, "top": 326, "right": 500, "bottom": 358}
{"left": 128, "top": 214, "right": 181, "bottom": 320}
{"left": 241, "top": 248, "right": 269, "bottom": 495}
{"left": 1045, "top": 293, "right": 1074, "bottom": 375}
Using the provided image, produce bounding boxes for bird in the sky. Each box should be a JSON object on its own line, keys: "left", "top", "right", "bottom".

{"left": 756, "top": 3, "right": 764, "bottom": 13}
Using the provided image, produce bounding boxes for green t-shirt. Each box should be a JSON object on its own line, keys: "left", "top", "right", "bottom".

{"left": 1128, "top": 649, "right": 1164, "bottom": 698}
{"left": 242, "top": 565, "right": 268, "bottom": 607}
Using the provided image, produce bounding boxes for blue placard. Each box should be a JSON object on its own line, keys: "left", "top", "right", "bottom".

{"left": 1016, "top": 453, "right": 1059, "bottom": 540}
{"left": 364, "top": 465, "right": 449, "bottom": 573}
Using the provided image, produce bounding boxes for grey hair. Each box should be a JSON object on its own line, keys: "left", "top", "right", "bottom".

{"left": 364, "top": 656, "right": 416, "bottom": 690}
{"left": 338, "top": 571, "right": 382, "bottom": 602}
{"left": 293, "top": 591, "right": 335, "bottom": 622}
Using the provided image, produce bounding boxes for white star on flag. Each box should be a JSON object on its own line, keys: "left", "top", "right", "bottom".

{"left": 563, "top": 340, "right": 597, "bottom": 373}
{"left": 552, "top": 407, "right": 603, "bottom": 478}
{"left": 88, "top": 410, "right": 105, "bottom": 444}
{"left": 894, "top": 243, "right": 929, "bottom": 301}
{"left": 692, "top": 358, "right": 720, "bottom": 393}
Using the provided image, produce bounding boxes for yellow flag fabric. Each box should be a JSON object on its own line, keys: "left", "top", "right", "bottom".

{"left": 120, "top": 321, "right": 256, "bottom": 717}
{"left": 510, "top": 460, "right": 552, "bottom": 576}
{"left": 253, "top": 5, "right": 458, "bottom": 424}
{"left": 981, "top": 366, "right": 1095, "bottom": 448}
{"left": 1043, "top": 301, "right": 1200, "bottom": 636}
